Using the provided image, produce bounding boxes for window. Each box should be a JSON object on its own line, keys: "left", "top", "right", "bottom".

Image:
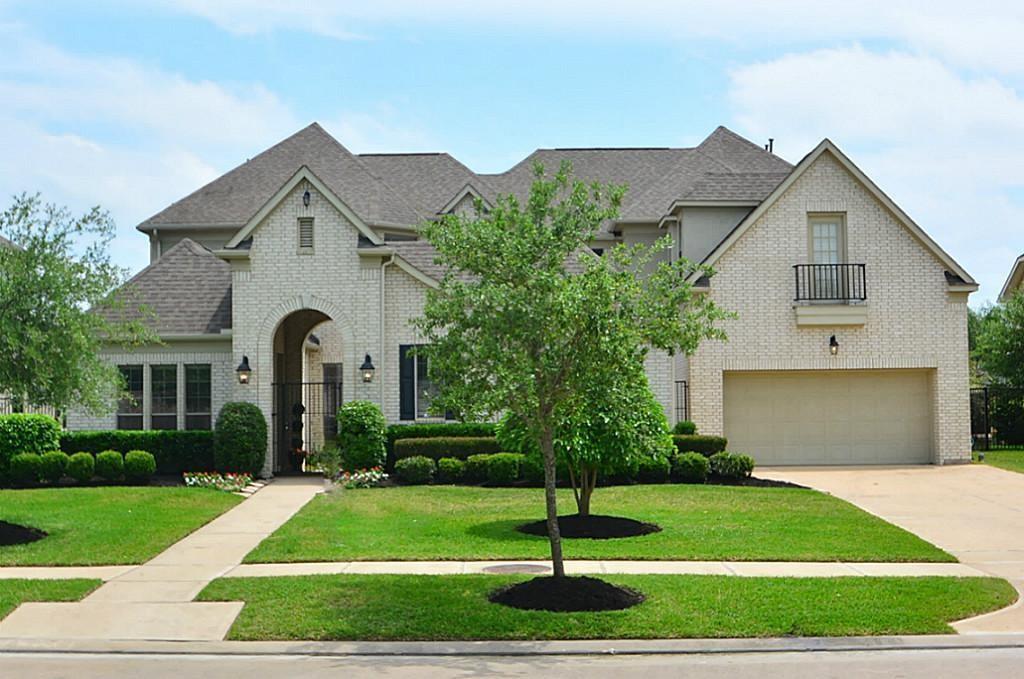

{"left": 298, "top": 217, "right": 314, "bottom": 250}
{"left": 117, "top": 365, "right": 143, "bottom": 430}
{"left": 399, "top": 345, "right": 447, "bottom": 421}
{"left": 185, "top": 364, "right": 211, "bottom": 430}
{"left": 809, "top": 214, "right": 847, "bottom": 300}
{"left": 322, "top": 363, "right": 343, "bottom": 440}
{"left": 150, "top": 365, "right": 177, "bottom": 430}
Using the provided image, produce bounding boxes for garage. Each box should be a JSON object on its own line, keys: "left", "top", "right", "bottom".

{"left": 723, "top": 370, "right": 934, "bottom": 465}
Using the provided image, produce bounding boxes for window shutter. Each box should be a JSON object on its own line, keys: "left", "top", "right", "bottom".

{"left": 298, "top": 217, "right": 314, "bottom": 249}
{"left": 399, "top": 345, "right": 415, "bottom": 421}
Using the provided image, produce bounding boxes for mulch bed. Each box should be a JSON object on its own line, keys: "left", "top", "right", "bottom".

{"left": 516, "top": 514, "right": 662, "bottom": 540}
{"left": 0, "top": 520, "right": 47, "bottom": 547}
{"left": 490, "top": 575, "right": 645, "bottom": 612}
{"left": 709, "top": 475, "right": 806, "bottom": 489}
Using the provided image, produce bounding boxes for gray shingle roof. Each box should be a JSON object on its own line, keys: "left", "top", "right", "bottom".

{"left": 105, "top": 238, "right": 231, "bottom": 335}
{"left": 681, "top": 172, "right": 790, "bottom": 201}
{"left": 0, "top": 233, "right": 19, "bottom": 250}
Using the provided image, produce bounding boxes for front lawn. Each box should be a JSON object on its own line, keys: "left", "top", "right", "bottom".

{"left": 978, "top": 448, "right": 1024, "bottom": 474}
{"left": 199, "top": 574, "right": 1014, "bottom": 640}
{"left": 244, "top": 485, "right": 952, "bottom": 563}
{"left": 0, "top": 487, "right": 241, "bottom": 566}
{"left": 0, "top": 579, "right": 101, "bottom": 619}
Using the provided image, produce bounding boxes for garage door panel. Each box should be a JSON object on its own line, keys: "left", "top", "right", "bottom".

{"left": 724, "top": 370, "right": 933, "bottom": 466}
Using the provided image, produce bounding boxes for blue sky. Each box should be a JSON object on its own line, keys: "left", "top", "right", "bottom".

{"left": 1, "top": 1, "right": 1021, "bottom": 304}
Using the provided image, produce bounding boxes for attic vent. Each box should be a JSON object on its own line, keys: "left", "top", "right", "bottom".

{"left": 298, "top": 217, "right": 314, "bottom": 250}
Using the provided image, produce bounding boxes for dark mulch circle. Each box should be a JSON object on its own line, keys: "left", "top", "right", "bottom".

{"left": 709, "top": 476, "right": 807, "bottom": 489}
{"left": 516, "top": 514, "right": 661, "bottom": 540}
{"left": 490, "top": 575, "right": 645, "bottom": 612}
{"left": 0, "top": 520, "right": 47, "bottom": 547}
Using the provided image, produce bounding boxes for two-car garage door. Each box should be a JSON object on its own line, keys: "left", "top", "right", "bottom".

{"left": 723, "top": 370, "right": 933, "bottom": 465}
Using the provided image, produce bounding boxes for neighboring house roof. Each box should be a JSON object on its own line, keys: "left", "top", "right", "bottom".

{"left": 689, "top": 139, "right": 977, "bottom": 288}
{"left": 0, "top": 233, "right": 20, "bottom": 250}
{"left": 103, "top": 238, "right": 232, "bottom": 336}
{"left": 1001, "top": 254, "right": 1024, "bottom": 301}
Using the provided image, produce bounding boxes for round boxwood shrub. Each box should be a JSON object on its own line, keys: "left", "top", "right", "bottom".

{"left": 39, "top": 451, "right": 69, "bottom": 484}
{"left": 337, "top": 401, "right": 387, "bottom": 471}
{"left": 214, "top": 402, "right": 268, "bottom": 476}
{"left": 464, "top": 454, "right": 492, "bottom": 483}
{"left": 67, "top": 452, "right": 95, "bottom": 483}
{"left": 95, "top": 450, "right": 124, "bottom": 482}
{"left": 394, "top": 455, "right": 435, "bottom": 485}
{"left": 636, "top": 454, "right": 671, "bottom": 483}
{"left": 436, "top": 457, "right": 465, "bottom": 484}
{"left": 0, "top": 413, "right": 61, "bottom": 482}
{"left": 124, "top": 450, "right": 157, "bottom": 484}
{"left": 519, "top": 454, "right": 545, "bottom": 486}
{"left": 9, "top": 453, "right": 42, "bottom": 486}
{"left": 672, "top": 420, "right": 697, "bottom": 435}
{"left": 486, "top": 453, "right": 524, "bottom": 486}
{"left": 671, "top": 451, "right": 709, "bottom": 484}
{"left": 709, "top": 452, "right": 755, "bottom": 479}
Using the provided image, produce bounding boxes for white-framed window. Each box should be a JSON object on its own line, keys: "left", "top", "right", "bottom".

{"left": 809, "top": 214, "right": 845, "bottom": 265}
{"left": 298, "top": 217, "right": 314, "bottom": 251}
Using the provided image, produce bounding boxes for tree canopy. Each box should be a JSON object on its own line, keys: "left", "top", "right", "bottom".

{"left": 972, "top": 292, "right": 1024, "bottom": 387}
{"left": 414, "top": 163, "right": 731, "bottom": 576}
{"left": 0, "top": 194, "right": 156, "bottom": 414}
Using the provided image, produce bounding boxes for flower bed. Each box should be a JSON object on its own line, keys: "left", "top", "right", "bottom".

{"left": 183, "top": 471, "right": 252, "bottom": 493}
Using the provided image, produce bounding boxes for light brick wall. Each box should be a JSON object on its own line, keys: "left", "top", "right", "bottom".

{"left": 688, "top": 151, "right": 972, "bottom": 464}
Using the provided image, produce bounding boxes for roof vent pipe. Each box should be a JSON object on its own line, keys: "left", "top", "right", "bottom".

{"left": 767, "top": 138, "right": 774, "bottom": 153}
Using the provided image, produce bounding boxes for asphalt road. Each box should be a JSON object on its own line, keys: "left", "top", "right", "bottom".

{"left": 3, "top": 648, "right": 1024, "bottom": 678}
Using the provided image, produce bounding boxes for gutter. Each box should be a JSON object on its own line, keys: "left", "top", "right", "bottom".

{"left": 380, "top": 253, "right": 397, "bottom": 403}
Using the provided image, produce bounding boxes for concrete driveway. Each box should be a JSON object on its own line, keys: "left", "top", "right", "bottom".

{"left": 758, "top": 464, "right": 1024, "bottom": 632}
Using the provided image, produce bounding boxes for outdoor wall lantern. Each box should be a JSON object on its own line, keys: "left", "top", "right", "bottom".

{"left": 829, "top": 335, "right": 839, "bottom": 356}
{"left": 302, "top": 189, "right": 311, "bottom": 207}
{"left": 360, "top": 354, "right": 376, "bottom": 383}
{"left": 236, "top": 356, "right": 252, "bottom": 384}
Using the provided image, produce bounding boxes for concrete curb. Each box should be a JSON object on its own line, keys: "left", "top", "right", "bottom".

{"left": 2, "top": 634, "right": 1024, "bottom": 657}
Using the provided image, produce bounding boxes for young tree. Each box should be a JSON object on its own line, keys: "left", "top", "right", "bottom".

{"left": 415, "top": 164, "right": 730, "bottom": 577}
{"left": 0, "top": 194, "right": 155, "bottom": 415}
{"left": 973, "top": 292, "right": 1024, "bottom": 387}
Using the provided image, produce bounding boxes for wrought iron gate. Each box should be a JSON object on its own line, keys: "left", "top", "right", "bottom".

{"left": 271, "top": 381, "right": 343, "bottom": 472}
{"left": 971, "top": 386, "right": 1024, "bottom": 451}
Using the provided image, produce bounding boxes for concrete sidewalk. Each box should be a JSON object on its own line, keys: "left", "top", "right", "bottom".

{"left": 0, "top": 477, "right": 323, "bottom": 642}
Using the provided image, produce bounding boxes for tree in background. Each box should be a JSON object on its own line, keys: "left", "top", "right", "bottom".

{"left": 415, "top": 163, "right": 730, "bottom": 579}
{"left": 972, "top": 292, "right": 1024, "bottom": 388}
{"left": 0, "top": 194, "right": 155, "bottom": 415}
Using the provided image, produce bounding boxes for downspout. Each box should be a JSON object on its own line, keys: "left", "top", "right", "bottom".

{"left": 380, "top": 253, "right": 396, "bottom": 404}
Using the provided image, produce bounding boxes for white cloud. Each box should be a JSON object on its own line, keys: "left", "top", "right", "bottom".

{"left": 727, "top": 46, "right": 1024, "bottom": 304}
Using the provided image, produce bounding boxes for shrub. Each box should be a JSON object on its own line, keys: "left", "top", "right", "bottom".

{"left": 393, "top": 436, "right": 502, "bottom": 461}
{"left": 39, "top": 451, "right": 69, "bottom": 483}
{"left": 67, "top": 452, "right": 95, "bottom": 483}
{"left": 486, "top": 453, "right": 524, "bottom": 486}
{"left": 671, "top": 451, "right": 709, "bottom": 484}
{"left": 673, "top": 434, "right": 727, "bottom": 456}
{"left": 464, "top": 454, "right": 492, "bottom": 483}
{"left": 306, "top": 444, "right": 341, "bottom": 478}
{"left": 95, "top": 450, "right": 124, "bottom": 481}
{"left": 124, "top": 450, "right": 157, "bottom": 484}
{"left": 672, "top": 420, "right": 697, "bottom": 435}
{"left": 0, "top": 414, "right": 61, "bottom": 481}
{"left": 436, "top": 457, "right": 465, "bottom": 484}
{"left": 636, "top": 454, "right": 671, "bottom": 483}
{"left": 9, "top": 453, "right": 42, "bottom": 486}
{"left": 214, "top": 402, "right": 267, "bottom": 476}
{"left": 387, "top": 422, "right": 495, "bottom": 449}
{"left": 394, "top": 455, "right": 435, "bottom": 485}
{"left": 709, "top": 452, "right": 756, "bottom": 479}
{"left": 519, "top": 454, "right": 545, "bottom": 486}
{"left": 183, "top": 471, "right": 251, "bottom": 492}
{"left": 337, "top": 401, "right": 387, "bottom": 471}
{"left": 495, "top": 413, "right": 538, "bottom": 456}
{"left": 61, "top": 430, "right": 214, "bottom": 474}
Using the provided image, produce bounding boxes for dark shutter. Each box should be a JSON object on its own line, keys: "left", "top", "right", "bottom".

{"left": 399, "top": 345, "right": 415, "bottom": 421}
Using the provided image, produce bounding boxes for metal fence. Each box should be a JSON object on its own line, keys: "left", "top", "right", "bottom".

{"left": 675, "top": 380, "right": 689, "bottom": 424}
{"left": 793, "top": 263, "right": 867, "bottom": 302}
{"left": 971, "top": 386, "right": 1024, "bottom": 451}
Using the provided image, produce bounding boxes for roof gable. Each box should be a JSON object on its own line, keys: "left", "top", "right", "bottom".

{"left": 1001, "top": 254, "right": 1024, "bottom": 301}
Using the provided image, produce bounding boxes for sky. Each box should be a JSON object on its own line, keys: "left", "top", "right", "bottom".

{"left": 0, "top": 1, "right": 1021, "bottom": 305}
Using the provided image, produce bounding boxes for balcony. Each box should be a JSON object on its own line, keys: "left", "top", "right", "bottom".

{"left": 793, "top": 263, "right": 868, "bottom": 326}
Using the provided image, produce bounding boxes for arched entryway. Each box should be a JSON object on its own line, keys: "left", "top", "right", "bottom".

{"left": 271, "top": 310, "right": 344, "bottom": 473}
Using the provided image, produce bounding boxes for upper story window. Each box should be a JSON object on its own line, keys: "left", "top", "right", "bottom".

{"left": 151, "top": 365, "right": 178, "bottom": 430}
{"left": 298, "top": 217, "right": 314, "bottom": 251}
{"left": 185, "top": 364, "right": 211, "bottom": 430}
{"left": 117, "top": 365, "right": 143, "bottom": 430}
{"left": 809, "top": 214, "right": 846, "bottom": 264}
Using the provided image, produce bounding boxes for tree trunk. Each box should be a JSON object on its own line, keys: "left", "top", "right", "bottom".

{"left": 577, "top": 465, "right": 595, "bottom": 518}
{"left": 540, "top": 424, "right": 565, "bottom": 578}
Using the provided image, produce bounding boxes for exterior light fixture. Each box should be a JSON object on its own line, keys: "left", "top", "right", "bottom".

{"left": 302, "top": 189, "right": 311, "bottom": 207}
{"left": 360, "top": 354, "right": 375, "bottom": 383}
{"left": 236, "top": 356, "right": 252, "bottom": 384}
{"left": 829, "top": 335, "right": 839, "bottom": 356}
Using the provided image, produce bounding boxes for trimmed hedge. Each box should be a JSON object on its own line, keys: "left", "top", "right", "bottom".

{"left": 39, "top": 451, "right": 69, "bottom": 483}
{"left": 95, "top": 450, "right": 124, "bottom": 482}
{"left": 385, "top": 422, "right": 497, "bottom": 468}
{"left": 9, "top": 453, "right": 42, "bottom": 486}
{"left": 673, "top": 434, "right": 727, "bottom": 456}
{"left": 337, "top": 401, "right": 387, "bottom": 471}
{"left": 636, "top": 455, "right": 672, "bottom": 483}
{"left": 214, "top": 402, "right": 267, "bottom": 476}
{"left": 672, "top": 451, "right": 709, "bottom": 483}
{"left": 672, "top": 420, "right": 697, "bottom": 435}
{"left": 485, "top": 453, "right": 524, "bottom": 486}
{"left": 67, "top": 452, "right": 95, "bottom": 483}
{"left": 436, "top": 457, "right": 465, "bottom": 484}
{"left": 464, "top": 454, "right": 491, "bottom": 483}
{"left": 0, "top": 414, "right": 61, "bottom": 481}
{"left": 393, "top": 436, "right": 503, "bottom": 461}
{"left": 394, "top": 455, "right": 435, "bottom": 485}
{"left": 61, "top": 430, "right": 214, "bottom": 474}
{"left": 125, "top": 450, "right": 157, "bottom": 484}
{"left": 709, "top": 452, "right": 755, "bottom": 479}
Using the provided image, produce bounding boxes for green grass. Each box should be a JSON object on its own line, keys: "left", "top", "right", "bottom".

{"left": 199, "top": 574, "right": 1015, "bottom": 640}
{"left": 0, "top": 487, "right": 241, "bottom": 566}
{"left": 0, "top": 579, "right": 102, "bottom": 619}
{"left": 978, "top": 448, "right": 1024, "bottom": 474}
{"left": 244, "top": 485, "right": 953, "bottom": 563}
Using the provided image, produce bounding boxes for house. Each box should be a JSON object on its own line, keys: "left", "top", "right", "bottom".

{"left": 66, "top": 123, "right": 977, "bottom": 473}
{"left": 1000, "top": 254, "right": 1024, "bottom": 301}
